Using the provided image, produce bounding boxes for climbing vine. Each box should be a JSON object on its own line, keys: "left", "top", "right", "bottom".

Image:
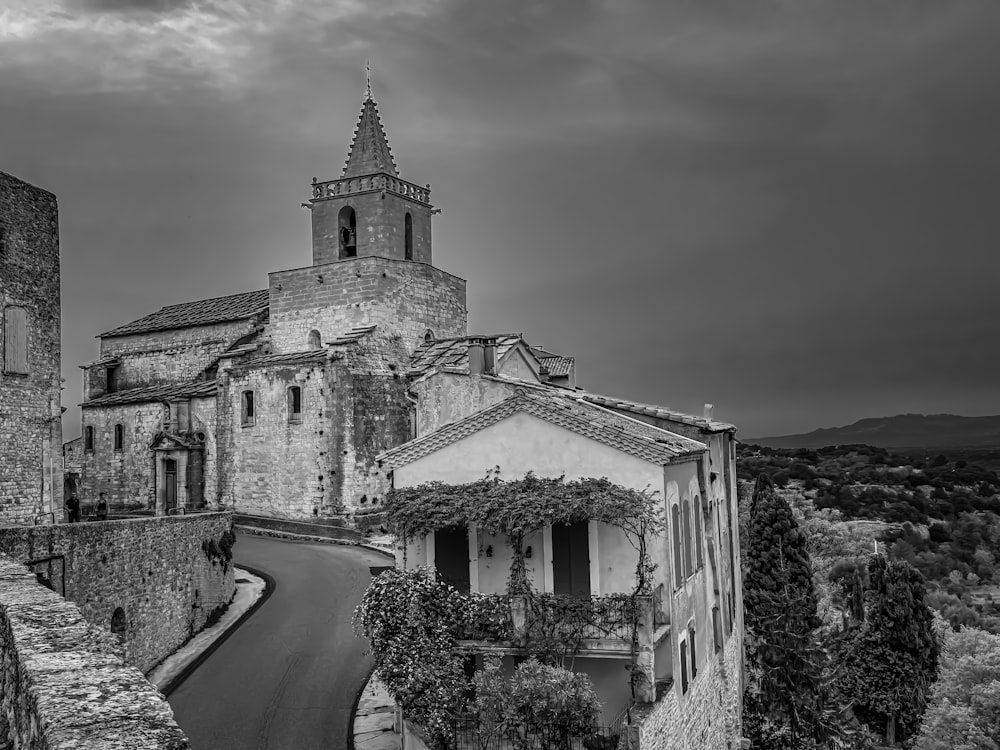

{"left": 201, "top": 529, "right": 236, "bottom": 572}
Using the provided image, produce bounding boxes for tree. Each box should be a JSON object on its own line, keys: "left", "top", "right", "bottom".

{"left": 914, "top": 622, "right": 1000, "bottom": 750}
{"left": 743, "top": 474, "right": 834, "bottom": 746}
{"left": 835, "top": 556, "right": 940, "bottom": 744}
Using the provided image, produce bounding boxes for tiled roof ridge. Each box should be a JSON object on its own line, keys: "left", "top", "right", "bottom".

{"left": 580, "top": 393, "right": 736, "bottom": 432}
{"left": 81, "top": 380, "right": 217, "bottom": 408}
{"left": 342, "top": 97, "right": 398, "bottom": 179}
{"left": 379, "top": 388, "right": 705, "bottom": 469}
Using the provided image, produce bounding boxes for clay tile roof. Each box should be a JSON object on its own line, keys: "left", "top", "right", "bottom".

{"left": 227, "top": 349, "right": 329, "bottom": 369}
{"left": 82, "top": 380, "right": 217, "bottom": 408}
{"left": 378, "top": 388, "right": 705, "bottom": 469}
{"left": 327, "top": 324, "right": 378, "bottom": 345}
{"left": 580, "top": 394, "right": 736, "bottom": 433}
{"left": 538, "top": 355, "right": 574, "bottom": 377}
{"left": 99, "top": 290, "right": 269, "bottom": 338}
{"left": 407, "top": 334, "right": 523, "bottom": 377}
{"left": 343, "top": 98, "right": 398, "bottom": 178}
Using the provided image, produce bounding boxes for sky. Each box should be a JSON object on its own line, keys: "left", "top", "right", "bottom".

{"left": 3, "top": 0, "right": 999, "bottom": 440}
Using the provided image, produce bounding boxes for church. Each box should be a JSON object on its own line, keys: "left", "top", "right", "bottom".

{"left": 79, "top": 90, "right": 475, "bottom": 516}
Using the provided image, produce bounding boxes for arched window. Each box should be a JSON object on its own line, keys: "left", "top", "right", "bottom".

{"left": 113, "top": 424, "right": 123, "bottom": 452}
{"left": 681, "top": 498, "right": 692, "bottom": 579}
{"left": 85, "top": 425, "right": 94, "bottom": 451}
{"left": 694, "top": 495, "right": 703, "bottom": 569}
{"left": 424, "top": 330, "right": 435, "bottom": 344}
{"left": 288, "top": 386, "right": 302, "bottom": 422}
{"left": 307, "top": 329, "right": 322, "bottom": 349}
{"left": 338, "top": 206, "right": 357, "bottom": 259}
{"left": 404, "top": 212, "right": 413, "bottom": 260}
{"left": 671, "top": 503, "right": 682, "bottom": 589}
{"left": 111, "top": 607, "right": 126, "bottom": 643}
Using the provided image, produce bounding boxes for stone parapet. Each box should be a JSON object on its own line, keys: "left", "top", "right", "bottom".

{"left": 0, "top": 553, "right": 189, "bottom": 748}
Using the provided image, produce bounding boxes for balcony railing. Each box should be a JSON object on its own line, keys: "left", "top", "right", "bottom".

{"left": 452, "top": 594, "right": 653, "bottom": 652}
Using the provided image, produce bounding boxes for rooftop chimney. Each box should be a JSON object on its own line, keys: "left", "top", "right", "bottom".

{"left": 703, "top": 403, "right": 714, "bottom": 420}
{"left": 483, "top": 337, "right": 498, "bottom": 376}
{"left": 467, "top": 337, "right": 486, "bottom": 376}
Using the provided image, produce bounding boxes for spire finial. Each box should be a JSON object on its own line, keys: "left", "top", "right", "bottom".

{"left": 365, "top": 59, "right": 372, "bottom": 101}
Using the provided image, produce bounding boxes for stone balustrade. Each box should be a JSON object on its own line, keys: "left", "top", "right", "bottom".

{"left": 0, "top": 553, "right": 189, "bottom": 749}
{"left": 311, "top": 174, "right": 431, "bottom": 204}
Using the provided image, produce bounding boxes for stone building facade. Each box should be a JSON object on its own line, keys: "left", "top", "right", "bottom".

{"left": 0, "top": 171, "right": 62, "bottom": 525}
{"left": 79, "top": 93, "right": 466, "bottom": 517}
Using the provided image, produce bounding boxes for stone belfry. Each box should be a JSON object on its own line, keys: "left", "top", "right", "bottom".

{"left": 309, "top": 82, "right": 433, "bottom": 266}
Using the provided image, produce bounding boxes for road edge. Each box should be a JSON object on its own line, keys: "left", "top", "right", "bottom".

{"left": 160, "top": 564, "right": 277, "bottom": 697}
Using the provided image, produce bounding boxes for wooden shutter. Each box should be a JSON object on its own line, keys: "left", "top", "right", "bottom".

{"left": 4, "top": 307, "right": 28, "bottom": 374}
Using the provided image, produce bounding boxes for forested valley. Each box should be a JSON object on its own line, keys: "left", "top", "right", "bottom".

{"left": 738, "top": 443, "right": 1000, "bottom": 749}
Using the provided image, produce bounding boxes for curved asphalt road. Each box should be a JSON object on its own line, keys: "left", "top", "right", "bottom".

{"left": 168, "top": 533, "right": 392, "bottom": 750}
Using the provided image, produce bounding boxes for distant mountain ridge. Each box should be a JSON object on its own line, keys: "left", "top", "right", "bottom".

{"left": 746, "top": 413, "right": 1000, "bottom": 450}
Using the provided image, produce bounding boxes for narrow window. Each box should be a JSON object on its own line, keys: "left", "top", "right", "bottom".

{"left": 713, "top": 607, "right": 722, "bottom": 653}
{"left": 113, "top": 424, "right": 123, "bottom": 451}
{"left": 288, "top": 386, "right": 302, "bottom": 422}
{"left": 241, "top": 390, "right": 255, "bottom": 426}
{"left": 338, "top": 206, "right": 357, "bottom": 259}
{"left": 0, "top": 225, "right": 6, "bottom": 254}
{"left": 680, "top": 639, "right": 689, "bottom": 694}
{"left": 307, "top": 329, "right": 321, "bottom": 349}
{"left": 689, "top": 624, "right": 697, "bottom": 679}
{"left": 694, "top": 495, "right": 704, "bottom": 569}
{"left": 85, "top": 425, "right": 94, "bottom": 451}
{"left": 3, "top": 306, "right": 28, "bottom": 374}
{"left": 671, "top": 503, "right": 682, "bottom": 589}
{"left": 404, "top": 212, "right": 413, "bottom": 260}
{"left": 106, "top": 364, "right": 120, "bottom": 393}
{"left": 681, "top": 498, "right": 692, "bottom": 579}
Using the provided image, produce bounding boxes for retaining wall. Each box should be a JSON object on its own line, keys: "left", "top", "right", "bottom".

{"left": 0, "top": 553, "right": 189, "bottom": 749}
{"left": 0, "top": 512, "right": 235, "bottom": 673}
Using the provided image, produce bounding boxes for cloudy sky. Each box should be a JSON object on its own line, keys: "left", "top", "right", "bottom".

{"left": 3, "top": 0, "right": 999, "bottom": 440}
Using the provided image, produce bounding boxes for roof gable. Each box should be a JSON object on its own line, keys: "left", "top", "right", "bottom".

{"left": 379, "top": 388, "right": 705, "bottom": 469}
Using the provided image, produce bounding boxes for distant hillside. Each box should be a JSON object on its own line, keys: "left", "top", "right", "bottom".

{"left": 746, "top": 413, "right": 1000, "bottom": 450}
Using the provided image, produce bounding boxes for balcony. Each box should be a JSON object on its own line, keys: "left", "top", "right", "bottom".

{"left": 453, "top": 593, "right": 659, "bottom": 658}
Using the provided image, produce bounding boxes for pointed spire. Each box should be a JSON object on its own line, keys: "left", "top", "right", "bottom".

{"left": 342, "top": 81, "right": 398, "bottom": 178}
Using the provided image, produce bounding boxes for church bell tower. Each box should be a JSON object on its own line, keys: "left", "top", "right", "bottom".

{"left": 309, "top": 84, "right": 434, "bottom": 266}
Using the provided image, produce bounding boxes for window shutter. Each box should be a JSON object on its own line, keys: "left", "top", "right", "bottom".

{"left": 4, "top": 307, "right": 28, "bottom": 374}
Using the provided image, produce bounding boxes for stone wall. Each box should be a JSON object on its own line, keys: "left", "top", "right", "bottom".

{"left": 636, "top": 629, "right": 743, "bottom": 750}
{"left": 267, "top": 256, "right": 466, "bottom": 355}
{"left": 0, "top": 171, "right": 62, "bottom": 525}
{"left": 0, "top": 512, "right": 235, "bottom": 674}
{"left": 0, "top": 553, "right": 190, "bottom": 748}
{"left": 89, "top": 317, "right": 261, "bottom": 397}
{"left": 80, "top": 396, "right": 217, "bottom": 510}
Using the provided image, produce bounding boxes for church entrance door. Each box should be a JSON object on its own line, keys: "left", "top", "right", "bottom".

{"left": 164, "top": 459, "right": 177, "bottom": 512}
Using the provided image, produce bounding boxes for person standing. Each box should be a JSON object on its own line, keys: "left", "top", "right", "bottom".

{"left": 65, "top": 493, "right": 81, "bottom": 523}
{"left": 96, "top": 492, "right": 109, "bottom": 521}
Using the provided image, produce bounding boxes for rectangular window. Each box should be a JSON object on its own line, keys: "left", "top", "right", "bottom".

{"left": 694, "top": 496, "right": 704, "bottom": 569}
{"left": 3, "top": 306, "right": 28, "bottom": 374}
{"left": 241, "top": 390, "right": 255, "bottom": 426}
{"left": 671, "top": 504, "right": 682, "bottom": 589}
{"left": 85, "top": 425, "right": 94, "bottom": 451}
{"left": 106, "top": 365, "right": 120, "bottom": 394}
{"left": 288, "top": 386, "right": 302, "bottom": 422}
{"left": 114, "top": 424, "right": 123, "bottom": 451}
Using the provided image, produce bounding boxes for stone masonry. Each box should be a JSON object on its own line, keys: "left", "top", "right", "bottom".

{"left": 0, "top": 512, "right": 235, "bottom": 674}
{"left": 0, "top": 553, "right": 189, "bottom": 748}
{"left": 0, "top": 171, "right": 62, "bottom": 525}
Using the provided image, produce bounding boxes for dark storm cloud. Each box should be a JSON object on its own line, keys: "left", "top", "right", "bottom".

{"left": 4, "top": 0, "right": 1000, "bottom": 438}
